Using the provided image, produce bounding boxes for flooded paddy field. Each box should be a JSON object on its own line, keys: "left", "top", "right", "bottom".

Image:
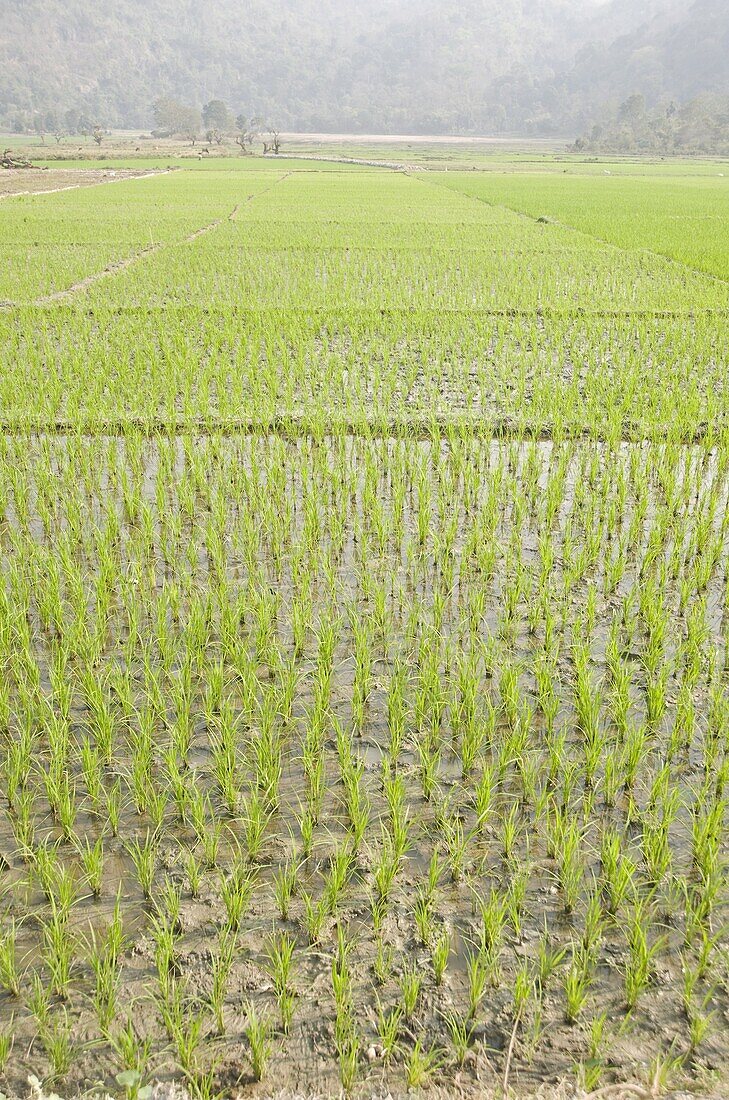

{"left": 0, "top": 158, "right": 727, "bottom": 1099}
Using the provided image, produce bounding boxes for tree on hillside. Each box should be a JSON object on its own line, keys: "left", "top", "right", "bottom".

{"left": 77, "top": 115, "right": 97, "bottom": 137}
{"left": 64, "top": 108, "right": 80, "bottom": 134}
{"left": 619, "top": 93, "right": 646, "bottom": 124}
{"left": 153, "top": 97, "right": 202, "bottom": 142}
{"left": 574, "top": 92, "right": 729, "bottom": 155}
{"left": 202, "top": 99, "right": 233, "bottom": 138}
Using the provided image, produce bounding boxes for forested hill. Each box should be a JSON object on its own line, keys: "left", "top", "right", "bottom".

{"left": 548, "top": 0, "right": 729, "bottom": 132}
{"left": 1, "top": 0, "right": 726, "bottom": 135}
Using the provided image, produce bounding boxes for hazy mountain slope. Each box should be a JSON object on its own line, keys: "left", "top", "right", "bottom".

{"left": 0, "top": 0, "right": 724, "bottom": 134}
{"left": 546, "top": 0, "right": 729, "bottom": 128}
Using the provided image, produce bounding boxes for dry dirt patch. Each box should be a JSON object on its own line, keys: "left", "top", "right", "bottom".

{"left": 0, "top": 166, "right": 162, "bottom": 198}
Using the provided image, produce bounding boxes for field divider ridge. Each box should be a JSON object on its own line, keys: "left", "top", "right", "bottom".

{"left": 0, "top": 413, "right": 722, "bottom": 444}
{"left": 0, "top": 211, "right": 227, "bottom": 310}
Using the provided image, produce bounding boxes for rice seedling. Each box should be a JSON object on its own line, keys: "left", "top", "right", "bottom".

{"left": 430, "top": 926, "right": 450, "bottom": 985}
{"left": 375, "top": 998, "right": 402, "bottom": 1062}
{"left": 564, "top": 945, "right": 592, "bottom": 1025}
{"left": 0, "top": 1021, "right": 14, "bottom": 1073}
{"left": 40, "top": 1006, "right": 76, "bottom": 1082}
{"left": 624, "top": 904, "right": 666, "bottom": 1012}
{"left": 0, "top": 921, "right": 21, "bottom": 996}
{"left": 373, "top": 934, "right": 393, "bottom": 986}
{"left": 404, "top": 1039, "right": 442, "bottom": 1087}
{"left": 273, "top": 858, "right": 298, "bottom": 920}
{"left": 399, "top": 962, "right": 422, "bottom": 1020}
{"left": 265, "top": 931, "right": 297, "bottom": 1034}
{"left": 207, "top": 932, "right": 235, "bottom": 1036}
{"left": 110, "top": 1016, "right": 153, "bottom": 1078}
{"left": 337, "top": 1030, "right": 360, "bottom": 1093}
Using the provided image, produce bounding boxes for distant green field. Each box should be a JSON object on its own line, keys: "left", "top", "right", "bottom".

{"left": 0, "top": 160, "right": 727, "bottom": 1100}
{"left": 433, "top": 169, "right": 729, "bottom": 279}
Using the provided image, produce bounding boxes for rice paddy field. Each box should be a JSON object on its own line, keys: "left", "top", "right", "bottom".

{"left": 0, "top": 155, "right": 728, "bottom": 1100}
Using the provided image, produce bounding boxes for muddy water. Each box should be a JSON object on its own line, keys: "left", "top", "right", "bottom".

{"left": 0, "top": 434, "right": 726, "bottom": 1098}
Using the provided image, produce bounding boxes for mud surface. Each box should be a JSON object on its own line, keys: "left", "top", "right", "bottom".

{"left": 0, "top": 167, "right": 163, "bottom": 198}
{"left": 0, "top": 436, "right": 726, "bottom": 1100}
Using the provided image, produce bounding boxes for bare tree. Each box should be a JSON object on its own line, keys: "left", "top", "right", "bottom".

{"left": 93, "top": 126, "right": 104, "bottom": 147}
{"left": 235, "top": 114, "right": 262, "bottom": 154}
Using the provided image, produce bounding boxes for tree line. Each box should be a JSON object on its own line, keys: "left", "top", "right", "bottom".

{"left": 574, "top": 93, "right": 729, "bottom": 157}
{"left": 9, "top": 99, "right": 282, "bottom": 154}
{"left": 10, "top": 107, "right": 105, "bottom": 145}
{"left": 151, "top": 99, "right": 281, "bottom": 153}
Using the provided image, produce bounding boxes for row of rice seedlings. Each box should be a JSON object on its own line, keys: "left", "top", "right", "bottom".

{"left": 2, "top": 307, "right": 726, "bottom": 444}
{"left": 0, "top": 431, "right": 726, "bottom": 1095}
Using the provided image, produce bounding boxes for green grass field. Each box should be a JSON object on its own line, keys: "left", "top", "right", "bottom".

{"left": 0, "top": 158, "right": 727, "bottom": 1100}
